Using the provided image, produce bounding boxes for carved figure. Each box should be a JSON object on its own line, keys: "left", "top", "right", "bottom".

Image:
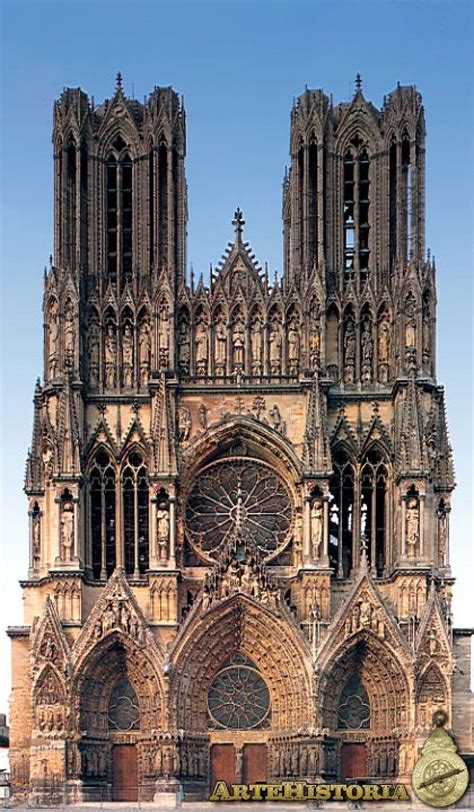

{"left": 438, "top": 510, "right": 447, "bottom": 564}
{"left": 343, "top": 319, "right": 355, "bottom": 382}
{"left": 48, "top": 301, "right": 59, "bottom": 377}
{"left": 214, "top": 316, "right": 227, "bottom": 371}
{"left": 405, "top": 298, "right": 416, "bottom": 348}
{"left": 195, "top": 320, "right": 208, "bottom": 373}
{"left": 122, "top": 323, "right": 134, "bottom": 387}
{"left": 406, "top": 496, "right": 419, "bottom": 552}
{"left": 139, "top": 320, "right": 151, "bottom": 384}
{"left": 64, "top": 301, "right": 75, "bottom": 362}
{"left": 288, "top": 320, "right": 300, "bottom": 373}
{"left": 232, "top": 317, "right": 245, "bottom": 369}
{"left": 269, "top": 320, "right": 282, "bottom": 373}
{"left": 309, "top": 315, "right": 321, "bottom": 368}
{"left": 32, "top": 513, "right": 41, "bottom": 568}
{"left": 361, "top": 318, "right": 373, "bottom": 382}
{"left": 177, "top": 321, "right": 190, "bottom": 373}
{"left": 156, "top": 503, "right": 170, "bottom": 561}
{"left": 251, "top": 317, "right": 262, "bottom": 373}
{"left": 105, "top": 324, "right": 117, "bottom": 387}
{"left": 198, "top": 403, "right": 207, "bottom": 429}
{"left": 311, "top": 498, "right": 324, "bottom": 559}
{"left": 159, "top": 308, "right": 170, "bottom": 368}
{"left": 177, "top": 406, "right": 192, "bottom": 441}
{"left": 61, "top": 501, "right": 74, "bottom": 562}
{"left": 88, "top": 319, "right": 100, "bottom": 384}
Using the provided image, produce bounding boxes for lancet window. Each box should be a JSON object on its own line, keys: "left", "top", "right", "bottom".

{"left": 106, "top": 138, "right": 133, "bottom": 286}
{"left": 361, "top": 448, "right": 388, "bottom": 577}
{"left": 329, "top": 448, "right": 354, "bottom": 577}
{"left": 343, "top": 138, "right": 371, "bottom": 287}
{"left": 90, "top": 449, "right": 116, "bottom": 580}
{"left": 122, "top": 450, "right": 149, "bottom": 576}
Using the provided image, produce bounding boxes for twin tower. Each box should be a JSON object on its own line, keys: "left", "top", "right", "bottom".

{"left": 9, "top": 75, "right": 471, "bottom": 806}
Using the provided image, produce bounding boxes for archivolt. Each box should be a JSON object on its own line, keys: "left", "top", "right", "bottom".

{"left": 170, "top": 595, "right": 313, "bottom": 733}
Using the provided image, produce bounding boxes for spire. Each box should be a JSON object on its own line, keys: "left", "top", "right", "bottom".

{"left": 355, "top": 73, "right": 363, "bottom": 94}
{"left": 232, "top": 207, "right": 245, "bottom": 244}
{"left": 303, "top": 374, "right": 330, "bottom": 474}
{"left": 115, "top": 71, "right": 123, "bottom": 93}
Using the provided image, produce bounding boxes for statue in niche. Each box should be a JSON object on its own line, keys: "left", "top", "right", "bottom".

{"left": 195, "top": 320, "right": 208, "bottom": 374}
{"left": 287, "top": 320, "right": 300, "bottom": 374}
{"left": 309, "top": 314, "right": 321, "bottom": 368}
{"left": 406, "top": 496, "right": 420, "bottom": 553}
{"left": 311, "top": 498, "right": 324, "bottom": 559}
{"left": 343, "top": 319, "right": 355, "bottom": 382}
{"left": 177, "top": 321, "right": 190, "bottom": 373}
{"left": 232, "top": 317, "right": 245, "bottom": 370}
{"left": 156, "top": 502, "right": 170, "bottom": 562}
{"left": 159, "top": 308, "right": 170, "bottom": 368}
{"left": 269, "top": 320, "right": 282, "bottom": 374}
{"left": 61, "top": 500, "right": 74, "bottom": 562}
{"left": 250, "top": 317, "right": 262, "bottom": 374}
{"left": 438, "top": 509, "right": 447, "bottom": 565}
{"left": 48, "top": 301, "right": 59, "bottom": 378}
{"left": 269, "top": 403, "right": 286, "bottom": 435}
{"left": 32, "top": 512, "right": 41, "bottom": 568}
{"left": 405, "top": 298, "right": 416, "bottom": 349}
{"left": 214, "top": 316, "right": 227, "bottom": 374}
{"left": 105, "top": 324, "right": 117, "bottom": 387}
{"left": 122, "top": 323, "right": 134, "bottom": 387}
{"left": 422, "top": 308, "right": 431, "bottom": 369}
{"left": 88, "top": 319, "right": 100, "bottom": 385}
{"left": 378, "top": 313, "right": 390, "bottom": 381}
{"left": 64, "top": 301, "right": 75, "bottom": 363}
{"left": 139, "top": 320, "right": 151, "bottom": 385}
{"left": 361, "top": 318, "right": 373, "bottom": 382}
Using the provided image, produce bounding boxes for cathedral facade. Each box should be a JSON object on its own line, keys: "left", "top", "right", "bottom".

{"left": 8, "top": 76, "right": 473, "bottom": 804}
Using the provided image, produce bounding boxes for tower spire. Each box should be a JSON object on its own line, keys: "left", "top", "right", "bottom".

{"left": 355, "top": 72, "right": 362, "bottom": 93}
{"left": 115, "top": 71, "right": 123, "bottom": 93}
{"left": 232, "top": 207, "right": 245, "bottom": 244}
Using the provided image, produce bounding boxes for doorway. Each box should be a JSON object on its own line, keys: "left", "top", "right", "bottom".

{"left": 112, "top": 744, "right": 138, "bottom": 801}
{"left": 243, "top": 743, "right": 267, "bottom": 783}
{"left": 210, "top": 744, "right": 236, "bottom": 788}
{"left": 340, "top": 742, "right": 367, "bottom": 780}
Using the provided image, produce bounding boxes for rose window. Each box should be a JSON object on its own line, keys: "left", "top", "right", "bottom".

{"left": 107, "top": 678, "right": 140, "bottom": 731}
{"left": 208, "top": 664, "right": 271, "bottom": 730}
{"left": 185, "top": 458, "right": 293, "bottom": 561}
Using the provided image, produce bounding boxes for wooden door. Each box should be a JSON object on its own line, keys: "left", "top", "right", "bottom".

{"left": 243, "top": 744, "right": 268, "bottom": 784}
{"left": 340, "top": 743, "right": 367, "bottom": 780}
{"left": 112, "top": 744, "right": 138, "bottom": 802}
{"left": 210, "top": 744, "right": 236, "bottom": 789}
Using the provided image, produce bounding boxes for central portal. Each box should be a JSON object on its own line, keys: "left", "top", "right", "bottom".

{"left": 112, "top": 744, "right": 138, "bottom": 801}
{"left": 340, "top": 743, "right": 367, "bottom": 780}
{"left": 210, "top": 743, "right": 268, "bottom": 789}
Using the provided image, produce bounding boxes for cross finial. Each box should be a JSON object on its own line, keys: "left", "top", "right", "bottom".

{"left": 355, "top": 73, "right": 362, "bottom": 93}
{"left": 115, "top": 71, "right": 123, "bottom": 92}
{"left": 232, "top": 207, "right": 245, "bottom": 241}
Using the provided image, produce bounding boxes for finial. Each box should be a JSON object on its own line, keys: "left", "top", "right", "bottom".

{"left": 115, "top": 71, "right": 123, "bottom": 92}
{"left": 232, "top": 207, "right": 245, "bottom": 241}
{"left": 355, "top": 73, "right": 363, "bottom": 93}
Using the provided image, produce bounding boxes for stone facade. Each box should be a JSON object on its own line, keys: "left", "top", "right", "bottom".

{"left": 8, "top": 74, "right": 473, "bottom": 804}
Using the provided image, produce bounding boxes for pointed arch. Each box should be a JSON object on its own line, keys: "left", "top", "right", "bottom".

{"left": 121, "top": 446, "right": 149, "bottom": 575}
{"left": 329, "top": 444, "right": 355, "bottom": 577}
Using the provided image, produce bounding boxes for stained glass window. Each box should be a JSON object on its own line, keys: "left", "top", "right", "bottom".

{"left": 337, "top": 674, "right": 371, "bottom": 729}
{"left": 107, "top": 678, "right": 140, "bottom": 731}
{"left": 185, "top": 458, "right": 292, "bottom": 561}
{"left": 208, "top": 660, "right": 271, "bottom": 730}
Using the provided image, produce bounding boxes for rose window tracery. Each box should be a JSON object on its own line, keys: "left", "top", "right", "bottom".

{"left": 207, "top": 657, "right": 271, "bottom": 730}
{"left": 107, "top": 678, "right": 140, "bottom": 731}
{"left": 185, "top": 458, "right": 293, "bottom": 561}
{"left": 337, "top": 674, "right": 371, "bottom": 729}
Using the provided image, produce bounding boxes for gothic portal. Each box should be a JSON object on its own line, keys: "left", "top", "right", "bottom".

{"left": 8, "top": 75, "right": 473, "bottom": 804}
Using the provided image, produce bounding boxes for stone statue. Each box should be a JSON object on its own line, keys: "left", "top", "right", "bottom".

{"left": 48, "top": 301, "right": 59, "bottom": 378}
{"left": 311, "top": 498, "right": 323, "bottom": 559}
{"left": 405, "top": 298, "right": 416, "bottom": 349}
{"left": 139, "top": 320, "right": 151, "bottom": 384}
{"left": 177, "top": 321, "right": 190, "bottom": 373}
{"left": 156, "top": 503, "right": 170, "bottom": 562}
{"left": 251, "top": 317, "right": 262, "bottom": 373}
{"left": 159, "top": 308, "right": 170, "bottom": 368}
{"left": 195, "top": 320, "right": 208, "bottom": 373}
{"left": 359, "top": 597, "right": 372, "bottom": 626}
{"left": 105, "top": 324, "right": 117, "bottom": 388}
{"left": 378, "top": 313, "right": 390, "bottom": 382}
{"left": 214, "top": 316, "right": 227, "bottom": 372}
{"left": 32, "top": 513, "right": 41, "bottom": 568}
{"left": 88, "top": 320, "right": 100, "bottom": 385}
{"left": 61, "top": 501, "right": 74, "bottom": 562}
{"left": 269, "top": 403, "right": 285, "bottom": 435}
{"left": 309, "top": 315, "right": 321, "bottom": 368}
{"left": 406, "top": 496, "right": 419, "bottom": 552}
{"left": 361, "top": 318, "right": 373, "bottom": 382}
{"left": 198, "top": 403, "right": 207, "bottom": 429}
{"left": 343, "top": 319, "right": 355, "bottom": 382}
{"left": 438, "top": 510, "right": 447, "bottom": 564}
{"left": 232, "top": 317, "right": 245, "bottom": 369}
{"left": 177, "top": 406, "right": 192, "bottom": 441}
{"left": 122, "top": 323, "right": 134, "bottom": 387}
{"left": 269, "top": 320, "right": 282, "bottom": 373}
{"left": 64, "top": 301, "right": 75, "bottom": 362}
{"left": 287, "top": 320, "right": 300, "bottom": 373}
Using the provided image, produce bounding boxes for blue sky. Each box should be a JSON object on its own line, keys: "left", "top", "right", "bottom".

{"left": 0, "top": 0, "right": 473, "bottom": 713}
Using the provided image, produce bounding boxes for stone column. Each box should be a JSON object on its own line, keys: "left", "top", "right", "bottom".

{"left": 169, "top": 495, "right": 176, "bottom": 567}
